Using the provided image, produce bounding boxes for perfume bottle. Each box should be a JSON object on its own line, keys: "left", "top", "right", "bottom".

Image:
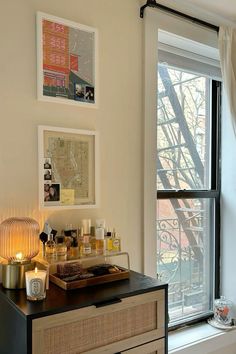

{"left": 78, "top": 227, "right": 84, "bottom": 255}
{"left": 81, "top": 236, "right": 92, "bottom": 256}
{"left": 55, "top": 236, "right": 67, "bottom": 256}
{"left": 45, "top": 234, "right": 56, "bottom": 257}
{"left": 111, "top": 229, "right": 121, "bottom": 252}
{"left": 95, "top": 228, "right": 105, "bottom": 255}
{"left": 90, "top": 226, "right": 96, "bottom": 252}
{"left": 82, "top": 219, "right": 91, "bottom": 236}
{"left": 106, "top": 230, "right": 113, "bottom": 251}
{"left": 70, "top": 234, "right": 79, "bottom": 257}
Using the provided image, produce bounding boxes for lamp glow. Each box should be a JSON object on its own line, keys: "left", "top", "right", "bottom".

{"left": 0, "top": 217, "right": 40, "bottom": 289}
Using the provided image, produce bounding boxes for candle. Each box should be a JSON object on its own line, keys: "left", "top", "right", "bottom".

{"left": 25, "top": 267, "right": 47, "bottom": 301}
{"left": 15, "top": 252, "right": 25, "bottom": 263}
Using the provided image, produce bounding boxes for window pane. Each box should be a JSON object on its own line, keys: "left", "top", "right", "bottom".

{"left": 157, "top": 63, "right": 211, "bottom": 190}
{"left": 156, "top": 198, "right": 214, "bottom": 324}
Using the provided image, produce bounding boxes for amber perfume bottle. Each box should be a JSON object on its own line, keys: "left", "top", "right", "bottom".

{"left": 55, "top": 236, "right": 67, "bottom": 256}
{"left": 70, "top": 237, "right": 79, "bottom": 257}
{"left": 95, "top": 228, "right": 105, "bottom": 255}
{"left": 45, "top": 234, "right": 56, "bottom": 257}
{"left": 106, "top": 230, "right": 113, "bottom": 251}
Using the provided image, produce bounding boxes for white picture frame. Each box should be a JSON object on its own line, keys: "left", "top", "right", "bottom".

{"left": 38, "top": 126, "right": 99, "bottom": 210}
{"left": 36, "top": 12, "right": 98, "bottom": 108}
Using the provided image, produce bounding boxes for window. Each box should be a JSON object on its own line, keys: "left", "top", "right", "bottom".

{"left": 157, "top": 39, "right": 221, "bottom": 326}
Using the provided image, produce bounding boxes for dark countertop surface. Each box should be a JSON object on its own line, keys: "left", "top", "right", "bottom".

{"left": 0, "top": 271, "right": 167, "bottom": 320}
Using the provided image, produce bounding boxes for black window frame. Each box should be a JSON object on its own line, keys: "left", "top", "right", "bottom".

{"left": 157, "top": 77, "right": 222, "bottom": 329}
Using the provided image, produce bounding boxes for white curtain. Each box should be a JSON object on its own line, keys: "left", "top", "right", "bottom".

{"left": 219, "top": 27, "right": 236, "bottom": 135}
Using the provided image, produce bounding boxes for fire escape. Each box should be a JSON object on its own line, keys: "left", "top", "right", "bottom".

{"left": 157, "top": 64, "right": 206, "bottom": 267}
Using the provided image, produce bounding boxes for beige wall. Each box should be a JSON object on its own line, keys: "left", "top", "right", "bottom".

{"left": 0, "top": 0, "right": 143, "bottom": 272}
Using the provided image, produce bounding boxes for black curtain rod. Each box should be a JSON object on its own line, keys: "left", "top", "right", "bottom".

{"left": 140, "top": 0, "right": 219, "bottom": 33}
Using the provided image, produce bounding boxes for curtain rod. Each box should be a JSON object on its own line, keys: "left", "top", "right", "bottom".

{"left": 140, "top": 0, "right": 219, "bottom": 33}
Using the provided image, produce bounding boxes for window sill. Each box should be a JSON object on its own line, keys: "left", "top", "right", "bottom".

{"left": 169, "top": 322, "right": 236, "bottom": 354}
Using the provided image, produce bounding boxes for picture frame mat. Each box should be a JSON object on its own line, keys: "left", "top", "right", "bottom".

{"left": 36, "top": 12, "right": 99, "bottom": 108}
{"left": 38, "top": 125, "right": 99, "bottom": 210}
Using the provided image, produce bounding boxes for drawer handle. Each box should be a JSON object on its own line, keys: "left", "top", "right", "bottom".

{"left": 94, "top": 297, "right": 122, "bottom": 308}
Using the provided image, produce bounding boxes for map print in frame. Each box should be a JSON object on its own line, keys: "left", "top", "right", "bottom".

{"left": 38, "top": 126, "right": 98, "bottom": 209}
{"left": 37, "top": 12, "right": 98, "bottom": 107}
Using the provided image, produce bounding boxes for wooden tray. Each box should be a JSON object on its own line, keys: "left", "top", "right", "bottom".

{"left": 49, "top": 268, "right": 130, "bottom": 290}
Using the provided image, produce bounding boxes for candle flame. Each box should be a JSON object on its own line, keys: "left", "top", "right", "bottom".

{"left": 35, "top": 267, "right": 38, "bottom": 274}
{"left": 15, "top": 252, "right": 24, "bottom": 260}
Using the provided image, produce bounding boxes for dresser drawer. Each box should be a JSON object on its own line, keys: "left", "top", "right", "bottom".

{"left": 121, "top": 338, "right": 165, "bottom": 354}
{"left": 32, "top": 290, "right": 165, "bottom": 354}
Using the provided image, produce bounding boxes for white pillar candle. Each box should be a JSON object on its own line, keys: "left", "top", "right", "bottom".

{"left": 25, "top": 268, "right": 47, "bottom": 301}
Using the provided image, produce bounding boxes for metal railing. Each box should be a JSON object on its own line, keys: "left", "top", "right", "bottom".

{"left": 157, "top": 216, "right": 206, "bottom": 321}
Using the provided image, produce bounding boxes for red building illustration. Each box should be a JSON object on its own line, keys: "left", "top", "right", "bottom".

{"left": 43, "top": 20, "right": 70, "bottom": 93}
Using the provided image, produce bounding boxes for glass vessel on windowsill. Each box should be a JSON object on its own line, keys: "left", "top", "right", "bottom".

{"left": 214, "top": 296, "right": 233, "bottom": 325}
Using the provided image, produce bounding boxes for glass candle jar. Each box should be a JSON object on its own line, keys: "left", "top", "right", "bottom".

{"left": 25, "top": 268, "right": 47, "bottom": 301}
{"left": 214, "top": 296, "right": 233, "bottom": 325}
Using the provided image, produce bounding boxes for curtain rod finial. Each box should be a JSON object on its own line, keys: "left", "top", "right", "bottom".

{"left": 140, "top": 0, "right": 157, "bottom": 18}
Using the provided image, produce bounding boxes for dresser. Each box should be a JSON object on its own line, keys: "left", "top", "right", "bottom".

{"left": 0, "top": 271, "right": 168, "bottom": 354}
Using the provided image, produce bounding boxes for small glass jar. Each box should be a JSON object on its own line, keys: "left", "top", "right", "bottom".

{"left": 214, "top": 296, "right": 233, "bottom": 325}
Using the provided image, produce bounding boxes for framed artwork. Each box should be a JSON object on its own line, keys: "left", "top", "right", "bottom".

{"left": 38, "top": 126, "right": 99, "bottom": 209}
{"left": 36, "top": 12, "right": 98, "bottom": 107}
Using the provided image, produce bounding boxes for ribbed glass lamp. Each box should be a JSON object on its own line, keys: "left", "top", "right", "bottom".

{"left": 0, "top": 217, "right": 40, "bottom": 289}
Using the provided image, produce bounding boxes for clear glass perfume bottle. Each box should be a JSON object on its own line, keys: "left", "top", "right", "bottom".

{"left": 81, "top": 236, "right": 92, "bottom": 256}
{"left": 90, "top": 226, "right": 96, "bottom": 252}
{"left": 45, "top": 234, "right": 56, "bottom": 257}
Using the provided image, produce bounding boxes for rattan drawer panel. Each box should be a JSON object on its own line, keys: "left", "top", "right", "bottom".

{"left": 32, "top": 290, "right": 165, "bottom": 354}
{"left": 44, "top": 302, "right": 155, "bottom": 353}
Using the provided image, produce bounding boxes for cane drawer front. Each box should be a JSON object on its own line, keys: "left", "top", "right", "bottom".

{"left": 32, "top": 290, "right": 165, "bottom": 354}
{"left": 121, "top": 338, "right": 165, "bottom": 354}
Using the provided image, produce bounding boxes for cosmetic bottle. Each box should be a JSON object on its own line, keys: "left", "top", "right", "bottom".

{"left": 82, "top": 219, "right": 91, "bottom": 236}
{"left": 64, "top": 224, "right": 77, "bottom": 253}
{"left": 95, "top": 228, "right": 105, "bottom": 255}
{"left": 78, "top": 227, "right": 84, "bottom": 255}
{"left": 70, "top": 234, "right": 79, "bottom": 257}
{"left": 90, "top": 226, "right": 96, "bottom": 252}
{"left": 96, "top": 219, "right": 106, "bottom": 229}
{"left": 45, "top": 234, "right": 56, "bottom": 257}
{"left": 112, "top": 229, "right": 121, "bottom": 252}
{"left": 55, "top": 236, "right": 67, "bottom": 256}
{"left": 106, "top": 230, "right": 113, "bottom": 251}
{"left": 81, "top": 236, "right": 92, "bottom": 256}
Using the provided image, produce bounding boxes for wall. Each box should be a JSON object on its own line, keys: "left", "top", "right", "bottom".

{"left": 0, "top": 0, "right": 143, "bottom": 272}
{"left": 221, "top": 95, "right": 236, "bottom": 313}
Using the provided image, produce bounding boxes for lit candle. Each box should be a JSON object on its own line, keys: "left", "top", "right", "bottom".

{"left": 15, "top": 252, "right": 24, "bottom": 263}
{"left": 25, "top": 267, "right": 47, "bottom": 301}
